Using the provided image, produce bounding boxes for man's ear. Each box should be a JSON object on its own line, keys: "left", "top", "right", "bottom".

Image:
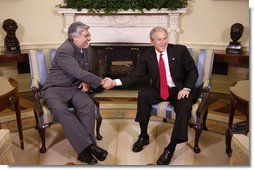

{"left": 150, "top": 39, "right": 154, "bottom": 46}
{"left": 72, "top": 36, "right": 78, "bottom": 42}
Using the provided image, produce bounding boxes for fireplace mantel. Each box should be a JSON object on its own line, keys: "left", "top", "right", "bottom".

{"left": 58, "top": 8, "right": 187, "bottom": 44}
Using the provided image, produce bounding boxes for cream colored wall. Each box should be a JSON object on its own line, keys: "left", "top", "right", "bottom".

{"left": 0, "top": 0, "right": 249, "bottom": 50}
{"left": 0, "top": 0, "right": 250, "bottom": 93}
{"left": 0, "top": 0, "right": 64, "bottom": 49}
{"left": 181, "top": 0, "right": 249, "bottom": 50}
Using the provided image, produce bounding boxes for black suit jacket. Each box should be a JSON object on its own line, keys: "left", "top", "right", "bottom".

{"left": 120, "top": 44, "right": 198, "bottom": 94}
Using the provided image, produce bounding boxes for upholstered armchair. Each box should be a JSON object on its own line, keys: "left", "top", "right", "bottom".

{"left": 151, "top": 48, "right": 214, "bottom": 153}
{"left": 28, "top": 49, "right": 102, "bottom": 153}
{"left": 0, "top": 129, "right": 15, "bottom": 165}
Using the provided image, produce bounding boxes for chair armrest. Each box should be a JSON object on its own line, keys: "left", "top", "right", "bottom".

{"left": 30, "top": 78, "right": 40, "bottom": 91}
{"left": 196, "top": 79, "right": 211, "bottom": 116}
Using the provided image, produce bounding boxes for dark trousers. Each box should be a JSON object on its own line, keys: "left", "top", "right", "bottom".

{"left": 135, "top": 86, "right": 194, "bottom": 143}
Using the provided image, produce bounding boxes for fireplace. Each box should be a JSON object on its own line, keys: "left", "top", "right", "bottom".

{"left": 91, "top": 43, "right": 152, "bottom": 90}
{"left": 58, "top": 8, "right": 187, "bottom": 90}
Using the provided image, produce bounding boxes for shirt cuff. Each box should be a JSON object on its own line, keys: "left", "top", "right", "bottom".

{"left": 183, "top": 87, "right": 191, "bottom": 92}
{"left": 114, "top": 79, "right": 122, "bottom": 86}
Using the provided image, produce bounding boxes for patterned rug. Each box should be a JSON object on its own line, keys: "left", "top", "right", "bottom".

{"left": 10, "top": 119, "right": 230, "bottom": 165}
{"left": 1, "top": 91, "right": 240, "bottom": 165}
{"left": 0, "top": 91, "right": 240, "bottom": 136}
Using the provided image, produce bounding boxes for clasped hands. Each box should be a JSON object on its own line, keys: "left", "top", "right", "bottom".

{"left": 101, "top": 77, "right": 115, "bottom": 90}
{"left": 78, "top": 77, "right": 115, "bottom": 93}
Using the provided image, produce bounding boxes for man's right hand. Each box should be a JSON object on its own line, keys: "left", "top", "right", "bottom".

{"left": 102, "top": 77, "right": 115, "bottom": 90}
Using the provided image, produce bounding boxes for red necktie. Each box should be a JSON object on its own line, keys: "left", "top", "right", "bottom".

{"left": 159, "top": 53, "right": 169, "bottom": 100}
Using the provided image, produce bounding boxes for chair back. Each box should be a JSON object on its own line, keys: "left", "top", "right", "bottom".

{"left": 28, "top": 49, "right": 57, "bottom": 87}
{"left": 151, "top": 48, "right": 214, "bottom": 120}
{"left": 188, "top": 48, "right": 214, "bottom": 88}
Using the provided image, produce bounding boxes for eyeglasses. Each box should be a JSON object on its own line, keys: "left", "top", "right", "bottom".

{"left": 80, "top": 33, "right": 91, "bottom": 38}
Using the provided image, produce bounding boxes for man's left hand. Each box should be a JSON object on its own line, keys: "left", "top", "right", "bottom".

{"left": 177, "top": 88, "right": 190, "bottom": 100}
{"left": 78, "top": 82, "right": 89, "bottom": 92}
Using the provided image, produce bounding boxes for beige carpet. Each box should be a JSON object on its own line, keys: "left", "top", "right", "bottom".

{"left": 10, "top": 118, "right": 230, "bottom": 166}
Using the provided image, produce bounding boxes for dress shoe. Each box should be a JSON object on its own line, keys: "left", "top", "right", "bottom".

{"left": 132, "top": 135, "right": 149, "bottom": 152}
{"left": 78, "top": 149, "right": 97, "bottom": 165}
{"left": 156, "top": 148, "right": 174, "bottom": 165}
{"left": 87, "top": 144, "right": 108, "bottom": 161}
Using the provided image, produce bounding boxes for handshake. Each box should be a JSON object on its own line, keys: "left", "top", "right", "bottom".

{"left": 78, "top": 77, "right": 116, "bottom": 93}
{"left": 101, "top": 77, "right": 116, "bottom": 90}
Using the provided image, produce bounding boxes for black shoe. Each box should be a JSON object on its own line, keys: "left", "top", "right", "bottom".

{"left": 87, "top": 144, "right": 108, "bottom": 161}
{"left": 78, "top": 149, "right": 97, "bottom": 165}
{"left": 156, "top": 148, "right": 174, "bottom": 165}
{"left": 132, "top": 135, "right": 149, "bottom": 152}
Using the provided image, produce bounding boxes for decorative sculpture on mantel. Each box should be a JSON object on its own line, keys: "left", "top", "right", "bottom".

{"left": 226, "top": 23, "right": 244, "bottom": 54}
{"left": 2, "top": 19, "right": 21, "bottom": 54}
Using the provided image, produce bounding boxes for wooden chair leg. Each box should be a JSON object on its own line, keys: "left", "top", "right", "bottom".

{"left": 225, "top": 127, "right": 233, "bottom": 157}
{"left": 95, "top": 102, "right": 103, "bottom": 140}
{"left": 33, "top": 110, "right": 39, "bottom": 129}
{"left": 193, "top": 127, "right": 202, "bottom": 153}
{"left": 202, "top": 109, "right": 208, "bottom": 130}
{"left": 33, "top": 111, "right": 47, "bottom": 153}
{"left": 96, "top": 114, "right": 103, "bottom": 140}
{"left": 38, "top": 127, "right": 47, "bottom": 153}
{"left": 162, "top": 118, "right": 167, "bottom": 122}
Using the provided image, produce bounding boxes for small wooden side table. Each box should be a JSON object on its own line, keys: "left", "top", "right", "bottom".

{"left": 0, "top": 51, "right": 29, "bottom": 63}
{"left": 214, "top": 50, "right": 249, "bottom": 66}
{"left": 0, "top": 76, "right": 24, "bottom": 150}
{"left": 225, "top": 80, "right": 249, "bottom": 157}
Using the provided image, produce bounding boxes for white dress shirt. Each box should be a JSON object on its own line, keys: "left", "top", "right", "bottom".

{"left": 155, "top": 50, "right": 175, "bottom": 88}
{"left": 114, "top": 50, "right": 175, "bottom": 87}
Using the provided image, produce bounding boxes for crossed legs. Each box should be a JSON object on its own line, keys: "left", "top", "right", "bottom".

{"left": 45, "top": 91, "right": 108, "bottom": 164}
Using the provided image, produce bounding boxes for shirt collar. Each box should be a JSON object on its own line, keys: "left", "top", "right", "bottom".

{"left": 155, "top": 50, "right": 166, "bottom": 56}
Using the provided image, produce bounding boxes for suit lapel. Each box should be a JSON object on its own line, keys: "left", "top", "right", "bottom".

{"left": 149, "top": 49, "right": 159, "bottom": 77}
{"left": 167, "top": 45, "right": 176, "bottom": 81}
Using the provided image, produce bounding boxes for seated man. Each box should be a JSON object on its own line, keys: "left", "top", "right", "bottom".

{"left": 107, "top": 26, "right": 198, "bottom": 165}
{"left": 42, "top": 21, "right": 111, "bottom": 164}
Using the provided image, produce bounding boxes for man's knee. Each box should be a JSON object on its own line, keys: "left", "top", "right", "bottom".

{"left": 75, "top": 98, "right": 95, "bottom": 116}
{"left": 179, "top": 96, "right": 193, "bottom": 105}
{"left": 138, "top": 88, "right": 151, "bottom": 101}
{"left": 138, "top": 89, "right": 146, "bottom": 99}
{"left": 45, "top": 98, "right": 69, "bottom": 120}
{"left": 175, "top": 97, "right": 193, "bottom": 113}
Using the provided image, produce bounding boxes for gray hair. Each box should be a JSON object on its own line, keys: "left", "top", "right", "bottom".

{"left": 150, "top": 27, "right": 168, "bottom": 40}
{"left": 68, "top": 21, "right": 90, "bottom": 40}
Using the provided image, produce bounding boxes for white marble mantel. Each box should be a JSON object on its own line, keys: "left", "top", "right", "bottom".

{"left": 57, "top": 8, "right": 187, "bottom": 44}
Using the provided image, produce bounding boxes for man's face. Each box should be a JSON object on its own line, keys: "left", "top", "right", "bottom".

{"left": 73, "top": 29, "right": 91, "bottom": 49}
{"left": 150, "top": 31, "right": 168, "bottom": 53}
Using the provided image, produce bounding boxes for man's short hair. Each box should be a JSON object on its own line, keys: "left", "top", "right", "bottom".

{"left": 150, "top": 27, "right": 168, "bottom": 40}
{"left": 68, "top": 21, "right": 90, "bottom": 40}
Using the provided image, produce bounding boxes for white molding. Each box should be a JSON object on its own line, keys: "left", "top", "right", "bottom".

{"left": 57, "top": 8, "right": 187, "bottom": 44}
{"left": 0, "top": 43, "right": 249, "bottom": 52}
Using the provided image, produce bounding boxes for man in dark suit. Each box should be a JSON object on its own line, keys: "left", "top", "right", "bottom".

{"left": 42, "top": 21, "right": 111, "bottom": 164}
{"left": 106, "top": 27, "right": 198, "bottom": 165}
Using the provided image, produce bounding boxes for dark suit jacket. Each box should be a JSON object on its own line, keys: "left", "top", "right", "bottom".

{"left": 42, "top": 39, "right": 102, "bottom": 101}
{"left": 120, "top": 44, "right": 198, "bottom": 94}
